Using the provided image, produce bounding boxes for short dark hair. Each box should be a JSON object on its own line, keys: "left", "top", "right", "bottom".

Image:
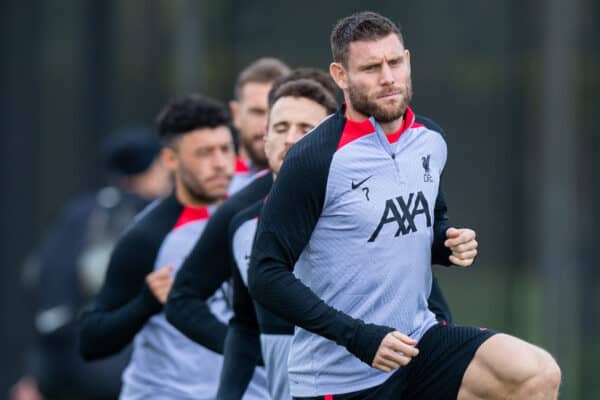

{"left": 330, "top": 11, "right": 403, "bottom": 66}
{"left": 156, "top": 94, "right": 231, "bottom": 144}
{"left": 269, "top": 68, "right": 338, "bottom": 105}
{"left": 234, "top": 57, "right": 291, "bottom": 100}
{"left": 269, "top": 78, "right": 338, "bottom": 115}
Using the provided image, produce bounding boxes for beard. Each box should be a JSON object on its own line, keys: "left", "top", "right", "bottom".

{"left": 348, "top": 77, "right": 413, "bottom": 123}
{"left": 179, "top": 163, "right": 229, "bottom": 204}
{"left": 240, "top": 133, "right": 268, "bottom": 168}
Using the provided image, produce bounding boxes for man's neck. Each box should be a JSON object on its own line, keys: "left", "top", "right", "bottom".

{"left": 344, "top": 101, "right": 404, "bottom": 134}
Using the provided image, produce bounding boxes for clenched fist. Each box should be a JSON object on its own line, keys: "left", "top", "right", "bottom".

{"left": 372, "top": 331, "right": 419, "bottom": 373}
{"left": 146, "top": 265, "right": 174, "bottom": 304}
{"left": 445, "top": 227, "right": 478, "bottom": 267}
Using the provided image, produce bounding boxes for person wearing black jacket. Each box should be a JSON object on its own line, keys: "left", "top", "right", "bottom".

{"left": 11, "top": 128, "right": 170, "bottom": 400}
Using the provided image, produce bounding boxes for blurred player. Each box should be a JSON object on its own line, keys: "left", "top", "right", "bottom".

{"left": 249, "top": 11, "right": 560, "bottom": 400}
{"left": 165, "top": 69, "right": 336, "bottom": 399}
{"left": 79, "top": 95, "right": 252, "bottom": 399}
{"left": 229, "top": 58, "right": 290, "bottom": 193}
{"left": 226, "top": 78, "right": 337, "bottom": 399}
{"left": 12, "top": 128, "right": 170, "bottom": 400}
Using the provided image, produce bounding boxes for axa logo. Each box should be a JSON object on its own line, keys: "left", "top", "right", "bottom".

{"left": 368, "top": 191, "right": 432, "bottom": 242}
{"left": 422, "top": 154, "right": 434, "bottom": 183}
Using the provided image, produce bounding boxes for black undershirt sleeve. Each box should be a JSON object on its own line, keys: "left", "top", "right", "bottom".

{"left": 428, "top": 275, "right": 452, "bottom": 323}
{"left": 216, "top": 203, "right": 264, "bottom": 399}
{"left": 165, "top": 174, "right": 273, "bottom": 355}
{"left": 249, "top": 114, "right": 394, "bottom": 367}
{"left": 216, "top": 322, "right": 262, "bottom": 400}
{"left": 79, "top": 230, "right": 162, "bottom": 360}
{"left": 431, "top": 188, "right": 452, "bottom": 266}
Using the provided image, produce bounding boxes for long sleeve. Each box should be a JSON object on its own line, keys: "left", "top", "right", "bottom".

{"left": 165, "top": 173, "right": 273, "bottom": 354}
{"left": 428, "top": 276, "right": 452, "bottom": 323}
{"left": 79, "top": 231, "right": 162, "bottom": 360}
{"left": 248, "top": 117, "right": 394, "bottom": 367}
{"left": 216, "top": 204, "right": 267, "bottom": 399}
{"left": 164, "top": 222, "right": 229, "bottom": 354}
{"left": 431, "top": 188, "right": 452, "bottom": 266}
{"left": 216, "top": 266, "right": 263, "bottom": 399}
{"left": 216, "top": 323, "right": 263, "bottom": 400}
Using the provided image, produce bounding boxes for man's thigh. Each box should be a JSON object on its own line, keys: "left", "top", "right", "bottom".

{"left": 457, "top": 333, "right": 556, "bottom": 399}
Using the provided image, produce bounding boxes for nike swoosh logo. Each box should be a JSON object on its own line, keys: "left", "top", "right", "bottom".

{"left": 351, "top": 175, "right": 372, "bottom": 190}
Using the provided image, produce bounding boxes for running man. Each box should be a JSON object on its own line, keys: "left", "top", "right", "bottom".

{"left": 249, "top": 11, "right": 560, "bottom": 400}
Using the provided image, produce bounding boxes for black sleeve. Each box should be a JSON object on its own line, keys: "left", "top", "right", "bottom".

{"left": 428, "top": 275, "right": 453, "bottom": 323}
{"left": 164, "top": 206, "right": 230, "bottom": 354}
{"left": 165, "top": 174, "right": 273, "bottom": 354}
{"left": 427, "top": 181, "right": 454, "bottom": 323}
{"left": 216, "top": 267, "right": 263, "bottom": 399}
{"left": 431, "top": 188, "right": 452, "bottom": 266}
{"left": 215, "top": 203, "right": 265, "bottom": 399}
{"left": 79, "top": 230, "right": 162, "bottom": 360}
{"left": 216, "top": 322, "right": 263, "bottom": 400}
{"left": 248, "top": 116, "right": 394, "bottom": 367}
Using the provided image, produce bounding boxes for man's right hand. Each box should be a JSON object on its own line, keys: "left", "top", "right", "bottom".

{"left": 371, "top": 331, "right": 419, "bottom": 372}
{"left": 146, "top": 265, "right": 174, "bottom": 304}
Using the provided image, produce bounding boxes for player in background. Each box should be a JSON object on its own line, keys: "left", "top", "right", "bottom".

{"left": 225, "top": 77, "right": 338, "bottom": 399}
{"left": 165, "top": 69, "right": 336, "bottom": 399}
{"left": 79, "top": 94, "right": 267, "bottom": 399}
{"left": 12, "top": 129, "right": 170, "bottom": 400}
{"left": 228, "top": 58, "right": 290, "bottom": 193}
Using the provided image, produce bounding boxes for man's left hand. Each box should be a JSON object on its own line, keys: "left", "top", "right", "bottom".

{"left": 444, "top": 227, "right": 478, "bottom": 267}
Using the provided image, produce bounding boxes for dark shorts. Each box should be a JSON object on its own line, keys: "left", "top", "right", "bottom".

{"left": 295, "top": 322, "right": 496, "bottom": 400}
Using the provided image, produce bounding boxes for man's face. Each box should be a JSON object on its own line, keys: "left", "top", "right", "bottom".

{"left": 264, "top": 96, "right": 329, "bottom": 174}
{"left": 231, "top": 82, "right": 272, "bottom": 168}
{"left": 165, "top": 126, "right": 235, "bottom": 203}
{"left": 344, "top": 33, "right": 412, "bottom": 123}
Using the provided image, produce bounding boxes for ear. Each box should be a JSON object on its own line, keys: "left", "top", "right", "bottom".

{"left": 329, "top": 62, "right": 348, "bottom": 91}
{"left": 405, "top": 49, "right": 412, "bottom": 74}
{"left": 229, "top": 100, "right": 241, "bottom": 130}
{"left": 160, "top": 146, "right": 178, "bottom": 173}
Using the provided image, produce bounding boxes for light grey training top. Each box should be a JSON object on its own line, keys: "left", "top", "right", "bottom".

{"left": 249, "top": 107, "right": 446, "bottom": 396}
